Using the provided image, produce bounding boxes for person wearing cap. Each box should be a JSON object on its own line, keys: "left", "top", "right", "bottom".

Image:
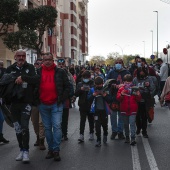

{"left": 57, "top": 58, "right": 76, "bottom": 140}
{"left": 5, "top": 49, "right": 38, "bottom": 163}
{"left": 74, "top": 70, "right": 94, "bottom": 142}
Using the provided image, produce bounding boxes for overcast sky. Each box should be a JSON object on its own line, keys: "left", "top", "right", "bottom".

{"left": 88, "top": 0, "right": 170, "bottom": 59}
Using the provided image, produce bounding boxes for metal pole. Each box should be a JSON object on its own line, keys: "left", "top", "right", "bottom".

{"left": 153, "top": 11, "right": 158, "bottom": 58}
{"left": 157, "top": 11, "right": 158, "bottom": 58}
{"left": 143, "top": 41, "right": 145, "bottom": 57}
{"left": 151, "top": 30, "right": 153, "bottom": 54}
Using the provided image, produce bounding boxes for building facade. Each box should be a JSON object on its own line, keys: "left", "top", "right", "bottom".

{"left": 0, "top": 0, "right": 89, "bottom": 67}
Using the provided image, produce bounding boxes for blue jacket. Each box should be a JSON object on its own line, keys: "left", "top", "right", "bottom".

{"left": 106, "top": 68, "right": 130, "bottom": 85}
{"left": 87, "top": 87, "right": 112, "bottom": 114}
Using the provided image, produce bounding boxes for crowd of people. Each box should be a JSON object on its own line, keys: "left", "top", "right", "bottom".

{"left": 0, "top": 50, "right": 169, "bottom": 164}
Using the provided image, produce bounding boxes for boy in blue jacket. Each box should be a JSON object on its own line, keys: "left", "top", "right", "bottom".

{"left": 88, "top": 76, "right": 112, "bottom": 147}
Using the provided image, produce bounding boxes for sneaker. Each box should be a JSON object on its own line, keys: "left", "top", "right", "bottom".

{"left": 142, "top": 133, "right": 149, "bottom": 138}
{"left": 130, "top": 140, "right": 137, "bottom": 146}
{"left": 118, "top": 133, "right": 125, "bottom": 140}
{"left": 53, "top": 152, "right": 61, "bottom": 161}
{"left": 89, "top": 133, "right": 94, "bottom": 141}
{"left": 22, "top": 151, "right": 30, "bottom": 163}
{"left": 16, "top": 151, "right": 24, "bottom": 161}
{"left": 78, "top": 134, "right": 84, "bottom": 142}
{"left": 103, "top": 136, "right": 107, "bottom": 144}
{"left": 125, "top": 136, "right": 130, "bottom": 143}
{"left": 110, "top": 132, "right": 117, "bottom": 140}
{"left": 45, "top": 151, "right": 54, "bottom": 159}
{"left": 95, "top": 140, "right": 101, "bottom": 147}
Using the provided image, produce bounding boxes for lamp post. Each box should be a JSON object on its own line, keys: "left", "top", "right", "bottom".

{"left": 115, "top": 44, "right": 129, "bottom": 58}
{"left": 153, "top": 11, "right": 158, "bottom": 58}
{"left": 150, "top": 30, "right": 153, "bottom": 55}
{"left": 142, "top": 41, "right": 145, "bottom": 57}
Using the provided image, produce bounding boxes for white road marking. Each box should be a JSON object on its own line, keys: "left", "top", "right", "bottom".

{"left": 142, "top": 137, "right": 159, "bottom": 170}
{"left": 131, "top": 145, "right": 141, "bottom": 170}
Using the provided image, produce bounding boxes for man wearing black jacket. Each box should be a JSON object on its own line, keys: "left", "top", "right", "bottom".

{"left": 6, "top": 49, "right": 38, "bottom": 163}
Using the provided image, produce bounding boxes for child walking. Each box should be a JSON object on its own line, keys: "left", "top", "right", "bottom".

{"left": 88, "top": 76, "right": 112, "bottom": 147}
{"left": 117, "top": 74, "right": 141, "bottom": 145}
{"left": 74, "top": 70, "right": 94, "bottom": 142}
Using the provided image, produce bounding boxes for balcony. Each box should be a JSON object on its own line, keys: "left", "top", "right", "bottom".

{"left": 78, "top": 0, "right": 88, "bottom": 8}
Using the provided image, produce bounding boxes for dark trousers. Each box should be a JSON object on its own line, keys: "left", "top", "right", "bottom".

{"left": 10, "top": 103, "right": 32, "bottom": 151}
{"left": 136, "top": 102, "right": 147, "bottom": 134}
{"left": 80, "top": 111, "right": 94, "bottom": 135}
{"left": 95, "top": 110, "right": 108, "bottom": 141}
{"left": 61, "top": 108, "right": 69, "bottom": 136}
{"left": 159, "top": 81, "right": 165, "bottom": 98}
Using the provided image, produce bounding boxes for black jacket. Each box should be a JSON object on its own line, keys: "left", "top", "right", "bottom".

{"left": 0, "top": 68, "right": 6, "bottom": 79}
{"left": 22, "top": 67, "right": 70, "bottom": 104}
{"left": 6, "top": 62, "right": 37, "bottom": 104}
{"left": 74, "top": 79, "right": 94, "bottom": 112}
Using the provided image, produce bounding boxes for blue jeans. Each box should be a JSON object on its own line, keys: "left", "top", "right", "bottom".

{"left": 110, "top": 110, "right": 123, "bottom": 133}
{"left": 0, "top": 108, "right": 4, "bottom": 134}
{"left": 39, "top": 103, "right": 63, "bottom": 152}
{"left": 123, "top": 115, "right": 136, "bottom": 139}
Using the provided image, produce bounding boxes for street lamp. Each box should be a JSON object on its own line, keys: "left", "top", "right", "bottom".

{"left": 153, "top": 11, "right": 158, "bottom": 58}
{"left": 142, "top": 41, "right": 145, "bottom": 57}
{"left": 114, "top": 44, "right": 129, "bottom": 58}
{"left": 150, "top": 30, "right": 153, "bottom": 55}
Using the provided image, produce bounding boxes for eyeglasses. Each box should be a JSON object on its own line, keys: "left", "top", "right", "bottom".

{"left": 115, "top": 62, "right": 122, "bottom": 64}
{"left": 57, "top": 59, "right": 65, "bottom": 63}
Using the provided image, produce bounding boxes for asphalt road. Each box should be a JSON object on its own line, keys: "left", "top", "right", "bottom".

{"left": 0, "top": 99, "right": 170, "bottom": 170}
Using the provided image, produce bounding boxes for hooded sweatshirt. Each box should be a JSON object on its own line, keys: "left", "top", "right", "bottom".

{"left": 40, "top": 63, "right": 58, "bottom": 105}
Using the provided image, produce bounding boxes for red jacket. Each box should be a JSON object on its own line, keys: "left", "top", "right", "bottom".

{"left": 116, "top": 84, "right": 141, "bottom": 116}
{"left": 40, "top": 63, "right": 58, "bottom": 105}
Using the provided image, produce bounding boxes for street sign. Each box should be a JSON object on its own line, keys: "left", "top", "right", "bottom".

{"left": 150, "top": 55, "right": 155, "bottom": 60}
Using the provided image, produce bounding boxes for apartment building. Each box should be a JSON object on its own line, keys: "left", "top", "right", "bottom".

{"left": 0, "top": 0, "right": 89, "bottom": 67}
{"left": 58, "top": 0, "right": 88, "bottom": 65}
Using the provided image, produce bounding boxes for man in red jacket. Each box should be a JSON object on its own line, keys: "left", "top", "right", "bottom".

{"left": 38, "top": 53, "right": 70, "bottom": 161}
